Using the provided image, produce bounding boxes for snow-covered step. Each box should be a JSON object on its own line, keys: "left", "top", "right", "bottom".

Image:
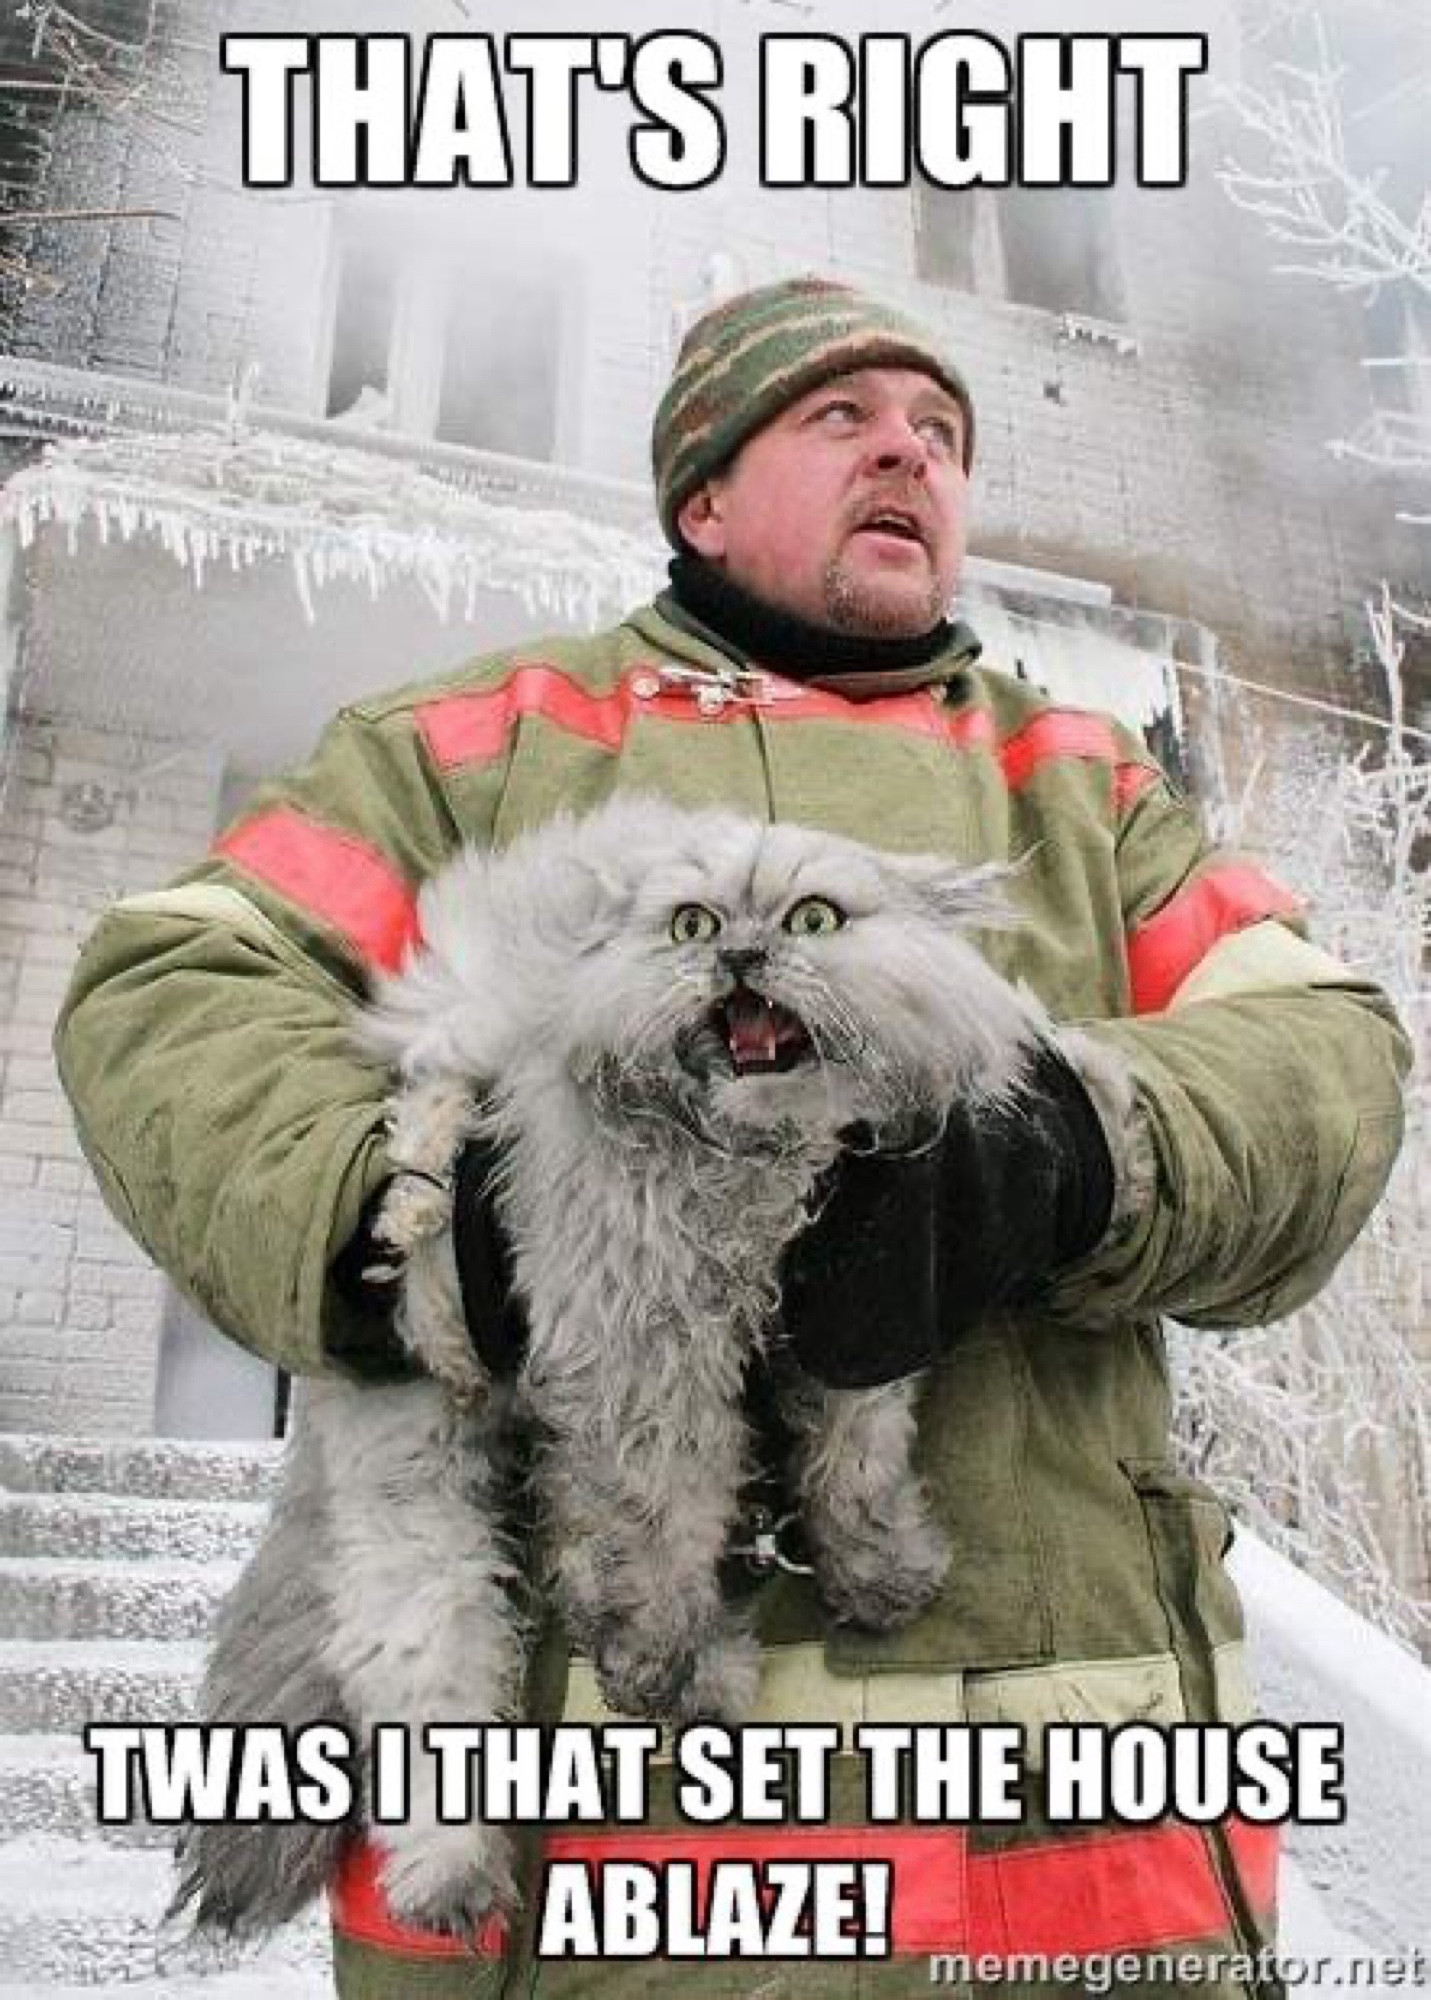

{"left": 0, "top": 1735, "right": 106, "bottom": 1846}
{"left": 0, "top": 1835, "right": 327, "bottom": 1988}
{"left": 0, "top": 1436, "right": 280, "bottom": 1505}
{"left": 0, "top": 1640, "right": 202, "bottom": 1733}
{"left": 0, "top": 1557, "right": 239, "bottom": 1643}
{"left": 0, "top": 1732, "right": 169, "bottom": 1847}
{"left": 0, "top": 1976, "right": 328, "bottom": 2000}
{"left": 0, "top": 1491, "right": 264, "bottom": 1564}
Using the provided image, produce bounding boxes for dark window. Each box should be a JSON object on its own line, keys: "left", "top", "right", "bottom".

{"left": 324, "top": 217, "right": 563, "bottom": 460}
{"left": 326, "top": 232, "right": 396, "bottom": 419}
{"left": 914, "top": 183, "right": 1126, "bottom": 323}
{"left": 998, "top": 187, "right": 1125, "bottom": 321}
{"left": 914, "top": 182, "right": 979, "bottom": 291}
{"left": 436, "top": 266, "right": 561, "bottom": 460}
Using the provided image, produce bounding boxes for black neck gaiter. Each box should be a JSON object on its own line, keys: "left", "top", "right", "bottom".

{"left": 664, "top": 554, "right": 972, "bottom": 688}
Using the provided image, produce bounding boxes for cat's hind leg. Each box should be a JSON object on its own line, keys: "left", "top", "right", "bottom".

{"left": 776, "top": 1366, "right": 950, "bottom": 1631}
{"left": 315, "top": 1375, "right": 527, "bottom": 1934}
{"left": 537, "top": 1357, "right": 760, "bottom": 1727}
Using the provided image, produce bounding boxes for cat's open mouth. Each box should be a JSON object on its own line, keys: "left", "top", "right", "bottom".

{"left": 717, "top": 986, "right": 814, "bottom": 1076}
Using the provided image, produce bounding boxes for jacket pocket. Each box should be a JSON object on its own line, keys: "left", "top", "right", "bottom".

{"left": 1120, "top": 1458, "right": 1246, "bottom": 1714}
{"left": 828, "top": 1330, "right": 1054, "bottom": 1675}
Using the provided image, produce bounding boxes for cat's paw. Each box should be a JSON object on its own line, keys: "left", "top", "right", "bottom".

{"left": 594, "top": 1614, "right": 759, "bottom": 1727}
{"left": 380, "top": 1824, "right": 517, "bottom": 1939}
{"left": 814, "top": 1518, "right": 951, "bottom": 1632}
{"left": 372, "top": 1172, "right": 452, "bottom": 1255}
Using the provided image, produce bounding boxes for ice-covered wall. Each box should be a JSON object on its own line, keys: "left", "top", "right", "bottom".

{"left": 0, "top": 714, "right": 224, "bottom": 1435}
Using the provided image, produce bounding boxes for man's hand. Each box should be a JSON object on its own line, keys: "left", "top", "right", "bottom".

{"left": 450, "top": 1133, "right": 530, "bottom": 1378}
{"left": 779, "top": 1045, "right": 1119, "bottom": 1390}
{"left": 332, "top": 1129, "right": 529, "bottom": 1382}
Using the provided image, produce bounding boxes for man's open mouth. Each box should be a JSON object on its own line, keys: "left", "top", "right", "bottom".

{"left": 716, "top": 986, "right": 814, "bottom": 1075}
{"left": 853, "top": 507, "right": 927, "bottom": 548}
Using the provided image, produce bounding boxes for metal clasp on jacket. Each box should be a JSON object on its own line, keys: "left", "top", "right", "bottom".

{"left": 632, "top": 663, "right": 801, "bottom": 715}
{"left": 726, "top": 1504, "right": 815, "bottom": 1577}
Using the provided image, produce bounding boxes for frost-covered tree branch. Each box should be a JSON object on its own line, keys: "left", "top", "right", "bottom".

{"left": 1173, "top": 591, "right": 1431, "bottom": 1654}
{"left": 1214, "top": 7, "right": 1431, "bottom": 497}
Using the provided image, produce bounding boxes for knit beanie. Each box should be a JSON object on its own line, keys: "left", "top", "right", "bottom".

{"left": 652, "top": 275, "right": 975, "bottom": 549}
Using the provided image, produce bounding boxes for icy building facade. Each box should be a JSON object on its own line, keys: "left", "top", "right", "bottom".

{"left": 0, "top": 0, "right": 1424, "bottom": 1482}
{"left": 0, "top": 3, "right": 1428, "bottom": 1976}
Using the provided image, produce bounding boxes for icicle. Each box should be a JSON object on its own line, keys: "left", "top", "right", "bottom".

{"left": 292, "top": 547, "right": 316, "bottom": 624}
{"left": 0, "top": 417, "right": 666, "bottom": 627}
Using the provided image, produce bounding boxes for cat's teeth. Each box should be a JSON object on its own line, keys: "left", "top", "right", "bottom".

{"left": 725, "top": 989, "right": 780, "bottom": 1070}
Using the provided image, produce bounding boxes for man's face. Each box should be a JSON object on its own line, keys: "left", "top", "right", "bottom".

{"left": 677, "top": 366, "right": 970, "bottom": 639}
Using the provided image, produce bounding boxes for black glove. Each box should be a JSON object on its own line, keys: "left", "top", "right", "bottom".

{"left": 331, "top": 1135, "right": 530, "bottom": 1380}
{"left": 450, "top": 1132, "right": 530, "bottom": 1379}
{"left": 779, "top": 1046, "right": 1117, "bottom": 1391}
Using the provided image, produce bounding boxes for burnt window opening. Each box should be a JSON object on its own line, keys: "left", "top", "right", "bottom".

{"left": 914, "top": 183, "right": 980, "bottom": 292}
{"left": 326, "top": 233, "right": 397, "bottom": 420}
{"left": 914, "top": 183, "right": 1127, "bottom": 325}
{"left": 324, "top": 221, "right": 564, "bottom": 462}
{"left": 997, "top": 187, "right": 1125, "bottom": 322}
{"left": 436, "top": 269, "right": 560, "bottom": 461}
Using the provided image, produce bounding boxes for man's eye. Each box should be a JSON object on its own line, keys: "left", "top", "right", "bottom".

{"left": 917, "top": 414, "right": 960, "bottom": 455}
{"left": 812, "top": 398, "right": 862, "bottom": 428}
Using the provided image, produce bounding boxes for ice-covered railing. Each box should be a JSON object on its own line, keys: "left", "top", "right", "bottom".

{"left": 0, "top": 357, "right": 665, "bottom": 626}
{"left": 0, "top": 357, "right": 654, "bottom": 529}
{"left": 0, "top": 415, "right": 666, "bottom": 628}
{"left": 1232, "top": 1529, "right": 1431, "bottom": 1955}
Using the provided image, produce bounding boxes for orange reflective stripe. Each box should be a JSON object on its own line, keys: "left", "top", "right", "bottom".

{"left": 1115, "top": 760, "right": 1160, "bottom": 812}
{"left": 1000, "top": 711, "right": 1118, "bottom": 790}
{"left": 967, "top": 1822, "right": 1249, "bottom": 1958}
{"left": 414, "top": 665, "right": 998, "bottom": 770}
{"left": 214, "top": 806, "right": 420, "bottom": 974}
{"left": 543, "top": 1823, "right": 966, "bottom": 1957}
{"left": 1127, "top": 864, "right": 1302, "bottom": 1015}
{"left": 415, "top": 664, "right": 630, "bottom": 767}
{"left": 414, "top": 666, "right": 1154, "bottom": 803}
{"left": 946, "top": 704, "right": 998, "bottom": 752}
{"left": 1227, "top": 1816, "right": 1280, "bottom": 1916}
{"left": 331, "top": 1820, "right": 1276, "bottom": 1960}
{"left": 329, "top": 1838, "right": 509, "bottom": 1959}
{"left": 417, "top": 669, "right": 1146, "bottom": 815}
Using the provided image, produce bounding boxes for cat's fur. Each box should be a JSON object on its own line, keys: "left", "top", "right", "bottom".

{"left": 175, "top": 794, "right": 1083, "bottom": 1941}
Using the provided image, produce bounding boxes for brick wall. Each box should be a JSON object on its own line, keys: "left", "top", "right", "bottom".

{"left": 0, "top": 714, "right": 223, "bottom": 1435}
{"left": 6, "top": 0, "right": 331, "bottom": 412}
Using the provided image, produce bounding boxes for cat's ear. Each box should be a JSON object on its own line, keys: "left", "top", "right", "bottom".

{"left": 878, "top": 852, "right": 1026, "bottom": 931}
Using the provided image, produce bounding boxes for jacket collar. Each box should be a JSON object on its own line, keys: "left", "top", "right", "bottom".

{"left": 626, "top": 588, "right": 982, "bottom": 706}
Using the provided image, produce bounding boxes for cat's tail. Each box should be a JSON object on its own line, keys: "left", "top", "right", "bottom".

{"left": 168, "top": 1442, "right": 353, "bottom": 1940}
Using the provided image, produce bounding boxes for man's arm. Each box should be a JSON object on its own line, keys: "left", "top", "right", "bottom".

{"left": 53, "top": 699, "right": 488, "bottom": 1378}
{"left": 781, "top": 738, "right": 1411, "bottom": 1385}
{"left": 1048, "top": 758, "right": 1411, "bottom": 1329}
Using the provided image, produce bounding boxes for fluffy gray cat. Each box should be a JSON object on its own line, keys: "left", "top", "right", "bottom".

{"left": 176, "top": 794, "right": 1095, "bottom": 1942}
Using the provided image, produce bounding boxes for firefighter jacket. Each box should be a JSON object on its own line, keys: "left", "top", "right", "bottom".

{"left": 53, "top": 601, "right": 1409, "bottom": 1988}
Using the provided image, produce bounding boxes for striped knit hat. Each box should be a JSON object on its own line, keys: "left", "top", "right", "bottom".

{"left": 653, "top": 275, "right": 975, "bottom": 549}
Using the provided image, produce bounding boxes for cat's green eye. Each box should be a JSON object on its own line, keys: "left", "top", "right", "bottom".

{"left": 670, "top": 903, "right": 722, "bottom": 944}
{"left": 784, "top": 896, "right": 846, "bottom": 937}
